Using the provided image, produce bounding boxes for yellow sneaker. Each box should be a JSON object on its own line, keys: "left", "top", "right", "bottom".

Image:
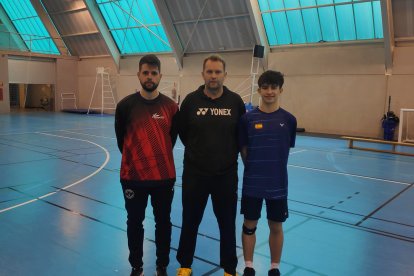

{"left": 176, "top": 267, "right": 192, "bottom": 276}
{"left": 224, "top": 272, "right": 238, "bottom": 276}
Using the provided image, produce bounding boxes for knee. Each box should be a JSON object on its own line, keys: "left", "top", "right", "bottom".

{"left": 127, "top": 212, "right": 145, "bottom": 226}
{"left": 242, "top": 224, "right": 257, "bottom": 235}
{"left": 126, "top": 218, "right": 144, "bottom": 229}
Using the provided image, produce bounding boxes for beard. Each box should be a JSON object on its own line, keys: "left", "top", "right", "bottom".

{"left": 205, "top": 81, "right": 222, "bottom": 92}
{"left": 141, "top": 81, "right": 159, "bottom": 92}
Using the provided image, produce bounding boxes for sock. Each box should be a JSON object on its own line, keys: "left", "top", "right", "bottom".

{"left": 245, "top": 261, "right": 253, "bottom": 268}
{"left": 270, "top": 263, "right": 280, "bottom": 270}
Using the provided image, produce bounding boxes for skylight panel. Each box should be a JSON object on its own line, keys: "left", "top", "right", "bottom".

{"left": 257, "top": 0, "right": 383, "bottom": 46}
{"left": 95, "top": 0, "right": 171, "bottom": 54}
{"left": 0, "top": 0, "right": 59, "bottom": 54}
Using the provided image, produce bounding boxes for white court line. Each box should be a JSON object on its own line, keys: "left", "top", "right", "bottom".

{"left": 289, "top": 164, "right": 411, "bottom": 186}
{"left": 0, "top": 127, "right": 107, "bottom": 137}
{"left": 290, "top": 149, "right": 307, "bottom": 154}
{"left": 174, "top": 148, "right": 307, "bottom": 153}
{"left": 61, "top": 130, "right": 116, "bottom": 140}
{"left": 0, "top": 132, "right": 110, "bottom": 214}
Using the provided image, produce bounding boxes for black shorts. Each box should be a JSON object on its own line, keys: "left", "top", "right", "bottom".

{"left": 240, "top": 195, "right": 288, "bottom": 222}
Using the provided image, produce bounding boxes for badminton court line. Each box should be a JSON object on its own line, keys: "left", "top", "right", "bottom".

{"left": 289, "top": 164, "right": 410, "bottom": 186}
{"left": 0, "top": 132, "right": 110, "bottom": 214}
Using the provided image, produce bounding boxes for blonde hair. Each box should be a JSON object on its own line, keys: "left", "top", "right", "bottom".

{"left": 203, "top": 54, "right": 226, "bottom": 71}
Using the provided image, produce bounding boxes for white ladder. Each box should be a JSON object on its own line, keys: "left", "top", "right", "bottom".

{"left": 235, "top": 49, "right": 261, "bottom": 106}
{"left": 87, "top": 67, "right": 116, "bottom": 114}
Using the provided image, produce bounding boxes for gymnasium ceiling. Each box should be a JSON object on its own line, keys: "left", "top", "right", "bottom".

{"left": 0, "top": 0, "right": 412, "bottom": 70}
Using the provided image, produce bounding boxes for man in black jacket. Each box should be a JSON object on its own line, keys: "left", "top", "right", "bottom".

{"left": 115, "top": 54, "right": 178, "bottom": 276}
{"left": 176, "top": 55, "right": 246, "bottom": 276}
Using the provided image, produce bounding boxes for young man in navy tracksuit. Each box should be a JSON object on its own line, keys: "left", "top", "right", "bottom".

{"left": 239, "top": 70, "right": 297, "bottom": 276}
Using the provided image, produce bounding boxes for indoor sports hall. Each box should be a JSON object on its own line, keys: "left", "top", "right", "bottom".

{"left": 1, "top": 1, "right": 414, "bottom": 276}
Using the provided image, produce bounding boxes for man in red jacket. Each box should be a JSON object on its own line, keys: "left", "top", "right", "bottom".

{"left": 115, "top": 54, "right": 178, "bottom": 276}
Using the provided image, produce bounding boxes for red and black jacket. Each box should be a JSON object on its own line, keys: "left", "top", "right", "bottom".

{"left": 115, "top": 92, "right": 178, "bottom": 186}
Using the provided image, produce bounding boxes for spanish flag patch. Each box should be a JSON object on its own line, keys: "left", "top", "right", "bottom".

{"left": 255, "top": 123, "right": 263, "bottom": 129}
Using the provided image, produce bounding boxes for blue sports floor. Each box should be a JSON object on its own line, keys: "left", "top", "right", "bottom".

{"left": 0, "top": 111, "right": 413, "bottom": 276}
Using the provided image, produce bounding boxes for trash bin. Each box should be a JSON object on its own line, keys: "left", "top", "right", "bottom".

{"left": 245, "top": 102, "right": 254, "bottom": 112}
{"left": 381, "top": 111, "right": 399, "bottom": 141}
{"left": 382, "top": 118, "right": 397, "bottom": 141}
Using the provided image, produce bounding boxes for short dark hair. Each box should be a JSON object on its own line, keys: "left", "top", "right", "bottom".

{"left": 203, "top": 54, "right": 226, "bottom": 71}
{"left": 139, "top": 54, "right": 161, "bottom": 71}
{"left": 258, "top": 70, "right": 284, "bottom": 88}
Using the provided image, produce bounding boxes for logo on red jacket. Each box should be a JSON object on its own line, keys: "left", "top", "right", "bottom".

{"left": 152, "top": 113, "right": 165, "bottom": 119}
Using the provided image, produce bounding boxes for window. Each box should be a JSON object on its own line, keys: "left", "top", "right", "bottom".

{"left": 0, "top": 0, "right": 60, "bottom": 54}
{"left": 257, "top": 0, "right": 383, "bottom": 46}
{"left": 95, "top": 0, "right": 171, "bottom": 54}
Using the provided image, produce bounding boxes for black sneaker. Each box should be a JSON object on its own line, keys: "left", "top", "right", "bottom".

{"left": 131, "top": 267, "right": 144, "bottom": 276}
{"left": 268, "top": 268, "right": 280, "bottom": 276}
{"left": 243, "top": 267, "right": 255, "bottom": 276}
{"left": 155, "top": 266, "right": 167, "bottom": 276}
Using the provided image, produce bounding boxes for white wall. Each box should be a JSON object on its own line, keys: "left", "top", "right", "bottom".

{"left": 2, "top": 56, "right": 78, "bottom": 112}
{"left": 76, "top": 53, "right": 254, "bottom": 107}
{"left": 2, "top": 42, "right": 413, "bottom": 138}
{"left": 77, "top": 57, "right": 117, "bottom": 111}
{"left": 8, "top": 58, "right": 55, "bottom": 84}
{"left": 117, "top": 55, "right": 180, "bottom": 101}
{"left": 71, "top": 45, "right": 414, "bottom": 138}
{"left": 267, "top": 44, "right": 387, "bottom": 137}
{"left": 77, "top": 55, "right": 182, "bottom": 110}
{"left": 56, "top": 59, "right": 78, "bottom": 111}
{"left": 0, "top": 54, "right": 10, "bottom": 113}
{"left": 266, "top": 44, "right": 414, "bottom": 138}
{"left": 390, "top": 47, "right": 414, "bottom": 109}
